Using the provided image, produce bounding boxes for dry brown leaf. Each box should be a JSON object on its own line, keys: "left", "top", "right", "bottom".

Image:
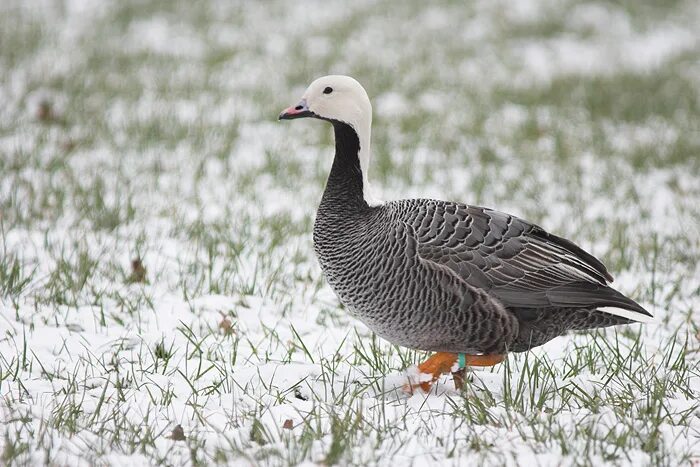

{"left": 127, "top": 258, "right": 147, "bottom": 284}
{"left": 167, "top": 425, "right": 186, "bottom": 441}
{"left": 218, "top": 311, "right": 235, "bottom": 335}
{"left": 219, "top": 318, "right": 233, "bottom": 334}
{"left": 36, "top": 100, "right": 54, "bottom": 122}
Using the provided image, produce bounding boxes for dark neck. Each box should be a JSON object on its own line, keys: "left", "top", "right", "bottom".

{"left": 320, "top": 121, "right": 369, "bottom": 212}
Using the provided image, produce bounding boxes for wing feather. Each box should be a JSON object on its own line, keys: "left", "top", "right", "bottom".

{"left": 403, "top": 200, "right": 651, "bottom": 321}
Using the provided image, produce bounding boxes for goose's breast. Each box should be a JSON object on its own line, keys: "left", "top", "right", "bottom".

{"left": 313, "top": 212, "right": 424, "bottom": 315}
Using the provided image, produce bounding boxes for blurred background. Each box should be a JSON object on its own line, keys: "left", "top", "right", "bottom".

{"left": 1, "top": 0, "right": 699, "bottom": 465}
{"left": 2, "top": 0, "right": 699, "bottom": 239}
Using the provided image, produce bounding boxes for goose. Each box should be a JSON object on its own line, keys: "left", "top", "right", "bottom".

{"left": 279, "top": 75, "right": 652, "bottom": 392}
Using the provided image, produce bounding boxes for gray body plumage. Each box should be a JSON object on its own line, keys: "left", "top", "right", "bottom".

{"left": 312, "top": 122, "right": 649, "bottom": 354}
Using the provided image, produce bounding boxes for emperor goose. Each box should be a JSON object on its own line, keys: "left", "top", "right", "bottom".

{"left": 279, "top": 75, "right": 651, "bottom": 392}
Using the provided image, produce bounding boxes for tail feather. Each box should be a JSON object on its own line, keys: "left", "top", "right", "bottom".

{"left": 546, "top": 282, "right": 652, "bottom": 322}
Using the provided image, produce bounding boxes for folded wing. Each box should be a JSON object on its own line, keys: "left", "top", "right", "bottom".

{"left": 408, "top": 200, "right": 651, "bottom": 322}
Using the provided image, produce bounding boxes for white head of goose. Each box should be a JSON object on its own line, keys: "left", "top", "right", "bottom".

{"left": 280, "top": 75, "right": 652, "bottom": 393}
{"left": 279, "top": 75, "right": 380, "bottom": 206}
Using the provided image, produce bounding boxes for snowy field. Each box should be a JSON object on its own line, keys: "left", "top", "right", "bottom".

{"left": 1, "top": 0, "right": 700, "bottom": 465}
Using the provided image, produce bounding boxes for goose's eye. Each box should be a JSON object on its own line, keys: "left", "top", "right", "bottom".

{"left": 323, "top": 86, "right": 333, "bottom": 94}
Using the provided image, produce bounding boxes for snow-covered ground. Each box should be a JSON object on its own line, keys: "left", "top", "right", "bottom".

{"left": 1, "top": 0, "right": 699, "bottom": 465}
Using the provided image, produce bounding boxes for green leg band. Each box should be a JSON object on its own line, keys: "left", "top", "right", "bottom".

{"left": 458, "top": 353, "right": 466, "bottom": 369}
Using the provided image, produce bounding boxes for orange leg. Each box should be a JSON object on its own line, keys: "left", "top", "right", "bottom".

{"left": 463, "top": 354, "right": 506, "bottom": 367}
{"left": 415, "top": 352, "right": 459, "bottom": 392}
{"left": 404, "top": 352, "right": 506, "bottom": 393}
